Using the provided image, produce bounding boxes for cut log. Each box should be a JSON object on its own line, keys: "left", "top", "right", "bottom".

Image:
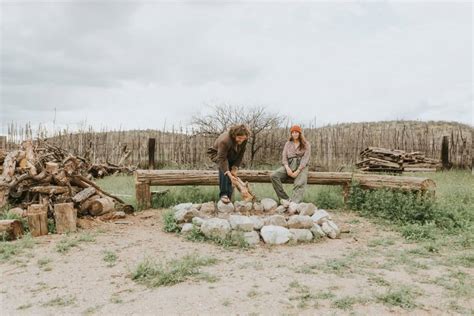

{"left": 90, "top": 198, "right": 115, "bottom": 216}
{"left": 27, "top": 204, "right": 48, "bottom": 237}
{"left": 45, "top": 162, "right": 59, "bottom": 175}
{"left": 72, "top": 187, "right": 96, "bottom": 203}
{"left": 1, "top": 150, "right": 19, "bottom": 181}
{"left": 0, "top": 219, "right": 24, "bottom": 240}
{"left": 29, "top": 186, "right": 69, "bottom": 194}
{"left": 8, "top": 207, "right": 26, "bottom": 218}
{"left": 54, "top": 202, "right": 77, "bottom": 234}
{"left": 135, "top": 170, "right": 435, "bottom": 192}
{"left": 79, "top": 194, "right": 101, "bottom": 213}
{"left": 230, "top": 176, "right": 255, "bottom": 202}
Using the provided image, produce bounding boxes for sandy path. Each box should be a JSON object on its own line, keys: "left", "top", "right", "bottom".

{"left": 1, "top": 209, "right": 471, "bottom": 315}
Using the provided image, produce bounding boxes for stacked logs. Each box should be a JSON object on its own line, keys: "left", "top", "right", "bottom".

{"left": 0, "top": 140, "right": 134, "bottom": 240}
{"left": 356, "top": 147, "right": 441, "bottom": 173}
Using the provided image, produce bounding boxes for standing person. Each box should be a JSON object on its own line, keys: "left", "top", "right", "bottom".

{"left": 207, "top": 124, "right": 250, "bottom": 203}
{"left": 270, "top": 125, "right": 311, "bottom": 204}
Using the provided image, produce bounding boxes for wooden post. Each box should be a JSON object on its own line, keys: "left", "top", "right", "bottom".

{"left": 54, "top": 202, "right": 77, "bottom": 234}
{"left": 471, "top": 128, "right": 474, "bottom": 175}
{"left": 441, "top": 136, "right": 449, "bottom": 170}
{"left": 0, "top": 136, "right": 6, "bottom": 151}
{"left": 148, "top": 138, "right": 156, "bottom": 170}
{"left": 27, "top": 204, "right": 48, "bottom": 237}
{"left": 135, "top": 180, "right": 151, "bottom": 210}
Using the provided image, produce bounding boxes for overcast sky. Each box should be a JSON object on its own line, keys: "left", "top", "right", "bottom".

{"left": 1, "top": 1, "right": 472, "bottom": 134}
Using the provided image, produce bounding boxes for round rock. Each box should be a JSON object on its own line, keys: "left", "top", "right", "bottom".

{"left": 260, "top": 225, "right": 291, "bottom": 245}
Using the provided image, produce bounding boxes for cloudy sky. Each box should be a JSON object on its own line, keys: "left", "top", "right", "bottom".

{"left": 1, "top": 1, "right": 472, "bottom": 134}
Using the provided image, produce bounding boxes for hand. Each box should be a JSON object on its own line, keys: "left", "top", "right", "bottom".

{"left": 293, "top": 169, "right": 301, "bottom": 178}
{"left": 225, "top": 171, "right": 236, "bottom": 181}
{"left": 285, "top": 166, "right": 293, "bottom": 177}
{"left": 231, "top": 167, "right": 238, "bottom": 177}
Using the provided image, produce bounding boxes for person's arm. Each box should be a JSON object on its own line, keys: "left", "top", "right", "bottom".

{"left": 216, "top": 139, "right": 230, "bottom": 173}
{"left": 297, "top": 142, "right": 311, "bottom": 171}
{"left": 282, "top": 142, "right": 289, "bottom": 167}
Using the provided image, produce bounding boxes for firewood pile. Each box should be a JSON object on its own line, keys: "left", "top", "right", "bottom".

{"left": 356, "top": 147, "right": 441, "bottom": 173}
{"left": 0, "top": 140, "right": 135, "bottom": 240}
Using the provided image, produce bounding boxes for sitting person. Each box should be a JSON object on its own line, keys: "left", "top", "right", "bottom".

{"left": 207, "top": 124, "right": 250, "bottom": 203}
{"left": 270, "top": 125, "right": 311, "bottom": 204}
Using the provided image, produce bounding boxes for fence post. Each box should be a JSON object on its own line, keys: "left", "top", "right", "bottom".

{"left": 441, "top": 136, "right": 450, "bottom": 170}
{"left": 471, "top": 129, "right": 474, "bottom": 175}
{"left": 0, "top": 136, "right": 6, "bottom": 151}
{"left": 148, "top": 138, "right": 156, "bottom": 170}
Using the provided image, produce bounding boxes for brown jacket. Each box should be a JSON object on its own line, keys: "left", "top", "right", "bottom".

{"left": 207, "top": 131, "right": 247, "bottom": 173}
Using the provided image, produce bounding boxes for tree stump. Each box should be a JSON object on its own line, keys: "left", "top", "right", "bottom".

{"left": 54, "top": 202, "right": 77, "bottom": 234}
{"left": 27, "top": 204, "right": 48, "bottom": 237}
{"left": 90, "top": 198, "right": 115, "bottom": 216}
{"left": 0, "top": 219, "right": 23, "bottom": 240}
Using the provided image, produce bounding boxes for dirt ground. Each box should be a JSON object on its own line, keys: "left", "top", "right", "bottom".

{"left": 1, "top": 209, "right": 472, "bottom": 315}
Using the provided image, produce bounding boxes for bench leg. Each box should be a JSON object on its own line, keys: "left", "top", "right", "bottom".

{"left": 136, "top": 182, "right": 151, "bottom": 210}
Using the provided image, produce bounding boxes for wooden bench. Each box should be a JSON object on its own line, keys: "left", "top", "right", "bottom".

{"left": 134, "top": 169, "right": 436, "bottom": 209}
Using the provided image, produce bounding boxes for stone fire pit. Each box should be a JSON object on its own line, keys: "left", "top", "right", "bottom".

{"left": 166, "top": 198, "right": 341, "bottom": 246}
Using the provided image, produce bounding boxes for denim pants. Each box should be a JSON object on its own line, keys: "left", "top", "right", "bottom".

{"left": 219, "top": 159, "right": 235, "bottom": 198}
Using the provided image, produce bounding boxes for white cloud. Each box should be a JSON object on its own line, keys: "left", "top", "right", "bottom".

{"left": 0, "top": 1, "right": 472, "bottom": 134}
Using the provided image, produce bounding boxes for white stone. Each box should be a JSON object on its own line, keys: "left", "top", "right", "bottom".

{"left": 229, "top": 215, "right": 254, "bottom": 232}
{"left": 253, "top": 202, "right": 264, "bottom": 212}
{"left": 321, "top": 220, "right": 340, "bottom": 239}
{"left": 263, "top": 215, "right": 287, "bottom": 227}
{"left": 234, "top": 201, "right": 253, "bottom": 213}
{"left": 174, "top": 208, "right": 200, "bottom": 223}
{"left": 172, "top": 203, "right": 193, "bottom": 213}
{"left": 192, "top": 203, "right": 202, "bottom": 210}
{"left": 311, "top": 209, "right": 331, "bottom": 225}
{"left": 310, "top": 223, "right": 326, "bottom": 239}
{"left": 289, "top": 229, "right": 314, "bottom": 242}
{"left": 297, "top": 203, "right": 317, "bottom": 216}
{"left": 200, "top": 202, "right": 216, "bottom": 214}
{"left": 260, "top": 225, "right": 292, "bottom": 245}
{"left": 280, "top": 199, "right": 290, "bottom": 208}
{"left": 261, "top": 198, "right": 278, "bottom": 212}
{"left": 201, "top": 218, "right": 231, "bottom": 239}
{"left": 181, "top": 223, "right": 194, "bottom": 233}
{"left": 275, "top": 205, "right": 286, "bottom": 214}
{"left": 287, "top": 215, "right": 314, "bottom": 229}
{"left": 192, "top": 217, "right": 205, "bottom": 227}
{"left": 231, "top": 230, "right": 260, "bottom": 246}
{"left": 288, "top": 202, "right": 299, "bottom": 215}
{"left": 217, "top": 200, "right": 235, "bottom": 213}
{"left": 249, "top": 216, "right": 264, "bottom": 230}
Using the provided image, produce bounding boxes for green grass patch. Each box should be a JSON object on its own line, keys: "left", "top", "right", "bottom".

{"left": 0, "top": 233, "right": 34, "bottom": 261}
{"left": 162, "top": 210, "right": 180, "bottom": 233}
{"left": 376, "top": 285, "right": 421, "bottom": 309}
{"left": 55, "top": 232, "right": 97, "bottom": 254}
{"left": 42, "top": 295, "right": 76, "bottom": 307}
{"left": 130, "top": 254, "right": 218, "bottom": 287}
{"left": 103, "top": 250, "right": 118, "bottom": 267}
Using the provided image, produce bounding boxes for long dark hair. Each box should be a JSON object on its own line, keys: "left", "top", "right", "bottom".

{"left": 288, "top": 132, "right": 307, "bottom": 150}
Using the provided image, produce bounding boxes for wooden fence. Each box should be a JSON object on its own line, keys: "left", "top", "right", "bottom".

{"left": 3, "top": 121, "right": 473, "bottom": 170}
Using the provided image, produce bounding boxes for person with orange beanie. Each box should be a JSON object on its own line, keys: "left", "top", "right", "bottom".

{"left": 270, "top": 125, "right": 311, "bottom": 203}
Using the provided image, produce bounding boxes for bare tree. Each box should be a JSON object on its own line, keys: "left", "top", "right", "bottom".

{"left": 192, "top": 104, "right": 283, "bottom": 166}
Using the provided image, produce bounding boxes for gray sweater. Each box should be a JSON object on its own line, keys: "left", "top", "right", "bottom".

{"left": 282, "top": 140, "right": 311, "bottom": 170}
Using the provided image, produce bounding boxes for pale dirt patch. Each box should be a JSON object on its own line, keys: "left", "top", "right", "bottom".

{"left": 1, "top": 209, "right": 471, "bottom": 315}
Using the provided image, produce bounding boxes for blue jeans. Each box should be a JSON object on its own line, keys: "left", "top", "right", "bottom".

{"left": 219, "top": 160, "right": 235, "bottom": 198}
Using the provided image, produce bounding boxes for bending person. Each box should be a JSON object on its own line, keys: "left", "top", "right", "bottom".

{"left": 207, "top": 124, "right": 250, "bottom": 203}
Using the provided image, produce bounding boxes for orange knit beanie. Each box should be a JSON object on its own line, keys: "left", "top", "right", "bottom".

{"left": 290, "top": 125, "right": 302, "bottom": 134}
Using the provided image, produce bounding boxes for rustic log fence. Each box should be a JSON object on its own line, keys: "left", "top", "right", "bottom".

{"left": 3, "top": 121, "right": 473, "bottom": 171}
